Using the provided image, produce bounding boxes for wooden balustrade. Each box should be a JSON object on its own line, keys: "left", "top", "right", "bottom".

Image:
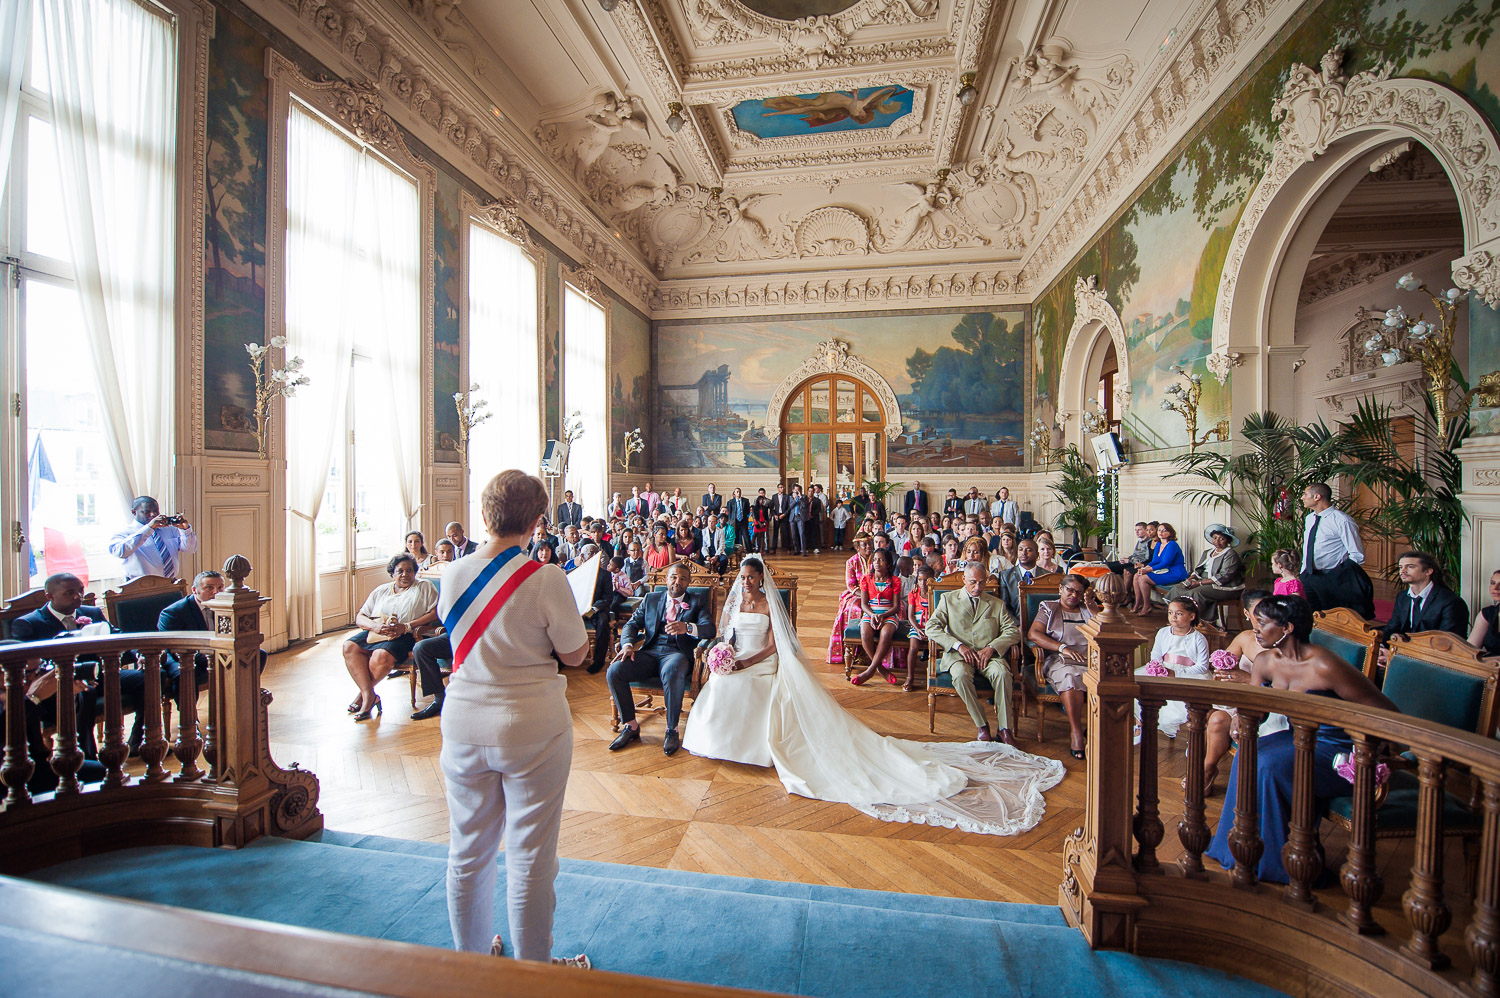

{"left": 0, "top": 556, "right": 320, "bottom": 872}
{"left": 1062, "top": 580, "right": 1500, "bottom": 998}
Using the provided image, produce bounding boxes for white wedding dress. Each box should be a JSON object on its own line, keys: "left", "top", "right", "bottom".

{"left": 681, "top": 576, "right": 1066, "bottom": 836}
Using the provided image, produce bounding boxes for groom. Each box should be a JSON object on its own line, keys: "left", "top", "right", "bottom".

{"left": 607, "top": 563, "right": 714, "bottom": 756}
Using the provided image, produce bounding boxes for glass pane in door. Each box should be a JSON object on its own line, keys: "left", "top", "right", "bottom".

{"left": 836, "top": 383, "right": 855, "bottom": 423}
{"left": 315, "top": 446, "right": 346, "bottom": 572}
{"left": 861, "top": 388, "right": 881, "bottom": 424}
{"left": 809, "top": 383, "right": 829, "bottom": 423}
{"left": 860, "top": 433, "right": 880, "bottom": 485}
{"left": 809, "top": 433, "right": 830, "bottom": 483}
{"left": 785, "top": 433, "right": 805, "bottom": 480}
{"left": 835, "top": 433, "right": 856, "bottom": 498}
{"left": 786, "top": 389, "right": 804, "bottom": 425}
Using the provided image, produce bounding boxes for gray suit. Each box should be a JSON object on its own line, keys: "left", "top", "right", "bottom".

{"left": 997, "top": 564, "right": 1057, "bottom": 620}
{"left": 926, "top": 589, "right": 1022, "bottom": 730}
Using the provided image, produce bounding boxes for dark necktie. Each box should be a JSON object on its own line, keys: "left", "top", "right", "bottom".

{"left": 1411, "top": 594, "right": 1423, "bottom": 629}
{"left": 1305, "top": 514, "right": 1321, "bottom": 572}
{"left": 1022, "top": 570, "right": 1033, "bottom": 584}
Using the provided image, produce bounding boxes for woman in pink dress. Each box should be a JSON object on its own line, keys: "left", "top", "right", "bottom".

{"left": 827, "top": 532, "right": 873, "bottom": 664}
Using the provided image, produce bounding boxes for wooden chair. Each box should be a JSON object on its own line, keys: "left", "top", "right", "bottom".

{"left": 101, "top": 575, "right": 190, "bottom": 741}
{"left": 1016, "top": 576, "right": 1065, "bottom": 741}
{"left": 1327, "top": 630, "right": 1500, "bottom": 891}
{"left": 925, "top": 570, "right": 1018, "bottom": 732}
{"left": 1309, "top": 607, "right": 1383, "bottom": 679}
{"left": 0, "top": 588, "right": 95, "bottom": 640}
{"left": 608, "top": 576, "right": 726, "bottom": 733}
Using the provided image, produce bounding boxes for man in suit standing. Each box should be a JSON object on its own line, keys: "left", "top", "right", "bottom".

{"left": 942, "top": 488, "right": 962, "bottom": 520}
{"left": 904, "top": 480, "right": 929, "bottom": 519}
{"left": 1299, "top": 482, "right": 1375, "bottom": 618}
{"left": 1379, "top": 551, "right": 1470, "bottom": 666}
{"left": 770, "top": 482, "right": 792, "bottom": 554}
{"left": 445, "top": 521, "right": 479, "bottom": 557}
{"left": 963, "top": 487, "right": 987, "bottom": 518}
{"left": 607, "top": 563, "right": 714, "bottom": 756}
{"left": 927, "top": 565, "right": 1021, "bottom": 744}
{"left": 108, "top": 496, "right": 197, "bottom": 582}
{"left": 624, "top": 487, "right": 645, "bottom": 519}
{"left": 555, "top": 490, "right": 584, "bottom": 530}
{"left": 727, "top": 488, "right": 751, "bottom": 548}
{"left": 701, "top": 483, "right": 723, "bottom": 518}
{"left": 789, "top": 484, "right": 809, "bottom": 556}
{"left": 991, "top": 487, "right": 1019, "bottom": 530}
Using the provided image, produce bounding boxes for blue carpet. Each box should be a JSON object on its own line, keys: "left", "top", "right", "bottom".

{"left": 30, "top": 835, "right": 1286, "bottom": 998}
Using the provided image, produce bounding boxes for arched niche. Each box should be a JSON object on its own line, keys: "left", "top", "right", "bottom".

{"left": 1211, "top": 48, "right": 1500, "bottom": 416}
{"left": 1058, "top": 275, "right": 1131, "bottom": 451}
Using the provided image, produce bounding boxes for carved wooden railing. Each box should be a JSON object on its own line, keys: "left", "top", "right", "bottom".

{"left": 1063, "top": 582, "right": 1500, "bottom": 998}
{"left": 0, "top": 557, "right": 320, "bottom": 872}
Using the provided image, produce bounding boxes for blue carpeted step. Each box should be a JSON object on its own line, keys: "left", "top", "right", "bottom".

{"left": 315, "top": 829, "right": 1067, "bottom": 927}
{"left": 30, "top": 837, "right": 1287, "bottom": 998}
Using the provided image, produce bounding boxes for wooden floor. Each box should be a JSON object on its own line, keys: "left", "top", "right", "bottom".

{"left": 259, "top": 550, "right": 1470, "bottom": 927}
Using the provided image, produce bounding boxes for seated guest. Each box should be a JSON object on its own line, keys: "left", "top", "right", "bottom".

{"left": 427, "top": 538, "right": 457, "bottom": 569}
{"left": 1206, "top": 595, "right": 1394, "bottom": 883}
{"left": 927, "top": 564, "right": 1022, "bottom": 743}
{"left": 888, "top": 515, "right": 913, "bottom": 557}
{"left": 0, "top": 650, "right": 108, "bottom": 793}
{"left": 673, "top": 517, "right": 700, "bottom": 562}
{"left": 997, "top": 538, "right": 1052, "bottom": 619}
{"left": 940, "top": 536, "right": 962, "bottom": 575}
{"left": 1271, "top": 548, "right": 1304, "bottom": 597}
{"left": 1168, "top": 523, "right": 1245, "bottom": 620}
{"left": 991, "top": 532, "right": 1018, "bottom": 574}
{"left": 1130, "top": 522, "right": 1186, "bottom": 615}
{"left": 1469, "top": 569, "right": 1500, "bottom": 657}
{"left": 525, "top": 523, "right": 556, "bottom": 558}
{"left": 1138, "top": 596, "right": 1209, "bottom": 739}
{"left": 1028, "top": 574, "right": 1095, "bottom": 759}
{"left": 958, "top": 536, "right": 988, "bottom": 572}
{"left": 1196, "top": 589, "right": 1278, "bottom": 797}
{"left": 1108, "top": 521, "right": 1156, "bottom": 580}
{"left": 410, "top": 624, "right": 451, "bottom": 721}
{"left": 558, "top": 524, "right": 583, "bottom": 567}
{"left": 445, "top": 521, "right": 478, "bottom": 556}
{"left": 532, "top": 542, "right": 559, "bottom": 567}
{"left": 342, "top": 553, "right": 438, "bottom": 721}
{"left": 159, "top": 568, "right": 265, "bottom": 685}
{"left": 568, "top": 543, "right": 599, "bottom": 572}
{"left": 1378, "top": 551, "right": 1470, "bottom": 668}
{"left": 902, "top": 561, "right": 935, "bottom": 692}
{"left": 1035, "top": 532, "right": 1065, "bottom": 575}
{"left": 850, "top": 549, "right": 904, "bottom": 687}
{"left": 645, "top": 525, "right": 675, "bottom": 570}
{"left": 108, "top": 495, "right": 198, "bottom": 581}
{"left": 607, "top": 492, "right": 625, "bottom": 519}
{"left": 827, "top": 533, "right": 874, "bottom": 665}
{"left": 404, "top": 531, "right": 431, "bottom": 568}
{"left": 623, "top": 540, "right": 647, "bottom": 583}
{"left": 702, "top": 514, "right": 730, "bottom": 575}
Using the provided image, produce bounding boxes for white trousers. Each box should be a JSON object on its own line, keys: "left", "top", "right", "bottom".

{"left": 441, "top": 729, "right": 573, "bottom": 961}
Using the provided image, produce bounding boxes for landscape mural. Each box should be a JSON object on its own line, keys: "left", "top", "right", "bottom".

{"left": 434, "top": 172, "right": 462, "bottom": 461}
{"left": 1033, "top": 0, "right": 1500, "bottom": 460}
{"left": 611, "top": 302, "right": 650, "bottom": 474}
{"left": 203, "top": 10, "right": 268, "bottom": 452}
{"left": 653, "top": 309, "right": 1027, "bottom": 472}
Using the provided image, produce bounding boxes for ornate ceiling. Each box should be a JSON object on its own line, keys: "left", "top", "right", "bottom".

{"left": 245, "top": 0, "right": 1305, "bottom": 310}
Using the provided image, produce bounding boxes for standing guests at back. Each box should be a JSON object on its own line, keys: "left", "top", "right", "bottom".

{"left": 1298, "top": 482, "right": 1375, "bottom": 618}
{"left": 555, "top": 491, "right": 583, "bottom": 530}
{"left": 109, "top": 496, "right": 198, "bottom": 581}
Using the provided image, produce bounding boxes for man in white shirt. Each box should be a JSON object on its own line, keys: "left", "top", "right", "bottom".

{"left": 991, "top": 487, "right": 1019, "bottom": 529}
{"left": 1298, "top": 482, "right": 1375, "bottom": 619}
{"left": 108, "top": 496, "right": 198, "bottom": 581}
{"left": 889, "top": 515, "right": 913, "bottom": 556}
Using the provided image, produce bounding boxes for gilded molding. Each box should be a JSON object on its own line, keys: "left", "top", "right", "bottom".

{"left": 210, "top": 472, "right": 263, "bottom": 488}
{"left": 764, "top": 339, "right": 904, "bottom": 442}
{"left": 178, "top": 0, "right": 215, "bottom": 458}
{"left": 650, "top": 266, "right": 1024, "bottom": 315}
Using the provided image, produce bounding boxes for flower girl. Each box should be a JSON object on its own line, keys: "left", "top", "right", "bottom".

{"left": 1137, "top": 596, "right": 1211, "bottom": 738}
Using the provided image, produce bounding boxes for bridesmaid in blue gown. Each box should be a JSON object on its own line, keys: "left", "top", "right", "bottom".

{"left": 1204, "top": 595, "right": 1395, "bottom": 883}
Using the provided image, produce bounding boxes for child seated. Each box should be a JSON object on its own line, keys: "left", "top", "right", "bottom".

{"left": 1136, "top": 596, "right": 1210, "bottom": 739}
{"left": 902, "top": 561, "right": 935, "bottom": 692}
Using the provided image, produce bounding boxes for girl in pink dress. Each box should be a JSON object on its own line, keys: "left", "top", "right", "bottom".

{"left": 851, "top": 548, "right": 904, "bottom": 686}
{"left": 827, "top": 532, "right": 873, "bottom": 664}
{"left": 1271, "top": 549, "right": 1304, "bottom": 598}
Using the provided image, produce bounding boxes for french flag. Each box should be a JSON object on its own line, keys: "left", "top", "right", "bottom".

{"left": 440, "top": 546, "right": 542, "bottom": 670}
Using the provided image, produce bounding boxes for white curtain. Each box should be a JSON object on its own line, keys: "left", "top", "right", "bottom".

{"left": 41, "top": 0, "right": 177, "bottom": 506}
{"left": 467, "top": 222, "right": 539, "bottom": 532}
{"left": 0, "top": 0, "right": 32, "bottom": 196}
{"left": 563, "top": 285, "right": 607, "bottom": 518}
{"left": 284, "top": 105, "right": 361, "bottom": 641}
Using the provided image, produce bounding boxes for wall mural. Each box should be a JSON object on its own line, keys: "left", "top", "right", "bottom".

{"left": 732, "top": 86, "right": 914, "bottom": 136}
{"left": 542, "top": 251, "right": 562, "bottom": 442}
{"left": 434, "top": 172, "right": 462, "bottom": 461}
{"left": 203, "top": 10, "right": 268, "bottom": 452}
{"left": 611, "top": 302, "right": 650, "bottom": 473}
{"left": 1032, "top": 0, "right": 1500, "bottom": 461}
{"left": 653, "top": 309, "right": 1027, "bottom": 472}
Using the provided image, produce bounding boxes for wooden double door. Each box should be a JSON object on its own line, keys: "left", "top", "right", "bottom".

{"left": 778, "top": 374, "right": 885, "bottom": 500}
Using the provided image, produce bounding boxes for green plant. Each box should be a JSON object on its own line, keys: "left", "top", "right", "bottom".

{"left": 1048, "top": 445, "right": 1105, "bottom": 548}
{"left": 862, "top": 478, "right": 903, "bottom": 507}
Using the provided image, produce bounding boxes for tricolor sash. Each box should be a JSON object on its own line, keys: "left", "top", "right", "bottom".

{"left": 442, "top": 546, "right": 542, "bottom": 670}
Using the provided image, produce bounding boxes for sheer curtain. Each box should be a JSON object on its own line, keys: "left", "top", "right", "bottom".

{"left": 41, "top": 0, "right": 177, "bottom": 505}
{"left": 467, "top": 222, "right": 539, "bottom": 531}
{"left": 0, "top": 0, "right": 31, "bottom": 195}
{"left": 284, "top": 105, "right": 361, "bottom": 641}
{"left": 563, "top": 285, "right": 607, "bottom": 518}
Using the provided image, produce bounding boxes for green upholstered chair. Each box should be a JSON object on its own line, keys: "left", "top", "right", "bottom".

{"left": 1309, "top": 607, "right": 1382, "bottom": 679}
{"left": 1327, "top": 631, "right": 1500, "bottom": 891}
{"left": 1015, "top": 577, "right": 1060, "bottom": 741}
{"left": 608, "top": 578, "right": 723, "bottom": 732}
{"left": 925, "top": 570, "right": 1012, "bottom": 731}
{"left": 101, "top": 575, "right": 190, "bottom": 739}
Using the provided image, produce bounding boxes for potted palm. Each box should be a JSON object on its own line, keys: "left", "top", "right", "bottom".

{"left": 1048, "top": 445, "right": 1105, "bottom": 550}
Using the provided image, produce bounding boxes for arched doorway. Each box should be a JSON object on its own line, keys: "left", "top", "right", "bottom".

{"left": 778, "top": 373, "right": 886, "bottom": 497}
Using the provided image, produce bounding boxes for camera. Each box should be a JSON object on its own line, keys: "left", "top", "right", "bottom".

{"left": 165, "top": 514, "right": 188, "bottom": 526}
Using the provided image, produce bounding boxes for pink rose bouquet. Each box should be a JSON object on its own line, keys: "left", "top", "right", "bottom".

{"left": 705, "top": 642, "right": 737, "bottom": 676}
{"left": 1210, "top": 649, "right": 1239, "bottom": 672}
{"left": 1332, "top": 752, "right": 1390, "bottom": 786}
{"left": 1143, "top": 659, "right": 1170, "bottom": 678}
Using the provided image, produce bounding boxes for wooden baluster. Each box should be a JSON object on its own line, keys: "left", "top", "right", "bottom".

{"left": 1134, "top": 698, "right": 1164, "bottom": 873}
{"left": 97, "top": 651, "right": 128, "bottom": 789}
{"left": 1339, "top": 732, "right": 1385, "bottom": 935}
{"left": 200, "top": 646, "right": 218, "bottom": 781}
{"left": 48, "top": 655, "right": 83, "bottom": 796}
{"left": 1178, "top": 704, "right": 1210, "bottom": 878}
{"left": 1281, "top": 721, "right": 1322, "bottom": 908}
{"left": 2, "top": 661, "right": 34, "bottom": 808}
{"left": 1227, "top": 708, "right": 1265, "bottom": 889}
{"left": 1401, "top": 753, "right": 1451, "bottom": 968}
{"left": 139, "top": 650, "right": 168, "bottom": 783}
{"left": 173, "top": 643, "right": 203, "bottom": 782}
{"left": 1467, "top": 774, "right": 1500, "bottom": 996}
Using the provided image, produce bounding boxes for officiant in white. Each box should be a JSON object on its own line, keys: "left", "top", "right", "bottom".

{"left": 683, "top": 556, "right": 1065, "bottom": 836}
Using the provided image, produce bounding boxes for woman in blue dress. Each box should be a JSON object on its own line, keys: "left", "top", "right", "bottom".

{"left": 1205, "top": 595, "right": 1395, "bottom": 883}
{"left": 1130, "top": 522, "right": 1187, "bottom": 614}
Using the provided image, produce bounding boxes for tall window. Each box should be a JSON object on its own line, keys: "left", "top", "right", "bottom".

{"left": 4, "top": 0, "right": 178, "bottom": 590}
{"left": 283, "top": 102, "right": 420, "bottom": 639}
{"left": 562, "top": 285, "right": 606, "bottom": 518}
{"left": 466, "top": 221, "right": 539, "bottom": 532}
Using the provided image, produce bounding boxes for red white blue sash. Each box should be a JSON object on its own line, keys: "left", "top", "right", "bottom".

{"left": 442, "top": 546, "right": 542, "bottom": 670}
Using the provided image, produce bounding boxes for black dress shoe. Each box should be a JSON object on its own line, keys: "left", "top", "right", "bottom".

{"left": 663, "top": 728, "right": 681, "bottom": 756}
{"left": 411, "top": 700, "right": 442, "bottom": 721}
{"left": 609, "top": 726, "right": 640, "bottom": 751}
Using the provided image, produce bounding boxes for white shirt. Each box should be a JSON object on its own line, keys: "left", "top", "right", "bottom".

{"left": 357, "top": 580, "right": 438, "bottom": 624}
{"left": 1301, "top": 507, "right": 1365, "bottom": 572}
{"left": 108, "top": 518, "right": 199, "bottom": 581}
{"left": 832, "top": 506, "right": 852, "bottom": 528}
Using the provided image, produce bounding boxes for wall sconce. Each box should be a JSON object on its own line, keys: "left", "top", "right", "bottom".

{"left": 666, "top": 101, "right": 686, "bottom": 133}
{"left": 599, "top": 0, "right": 620, "bottom": 11}
{"left": 957, "top": 72, "right": 978, "bottom": 107}
{"left": 1290, "top": 358, "right": 1307, "bottom": 373}
{"left": 1160, "top": 364, "right": 1228, "bottom": 452}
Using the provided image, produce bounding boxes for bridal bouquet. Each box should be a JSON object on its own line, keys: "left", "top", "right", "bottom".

{"left": 1209, "top": 649, "right": 1239, "bottom": 672}
{"left": 1332, "top": 751, "right": 1390, "bottom": 786}
{"left": 1143, "top": 659, "right": 1171, "bottom": 677}
{"left": 705, "top": 642, "right": 737, "bottom": 676}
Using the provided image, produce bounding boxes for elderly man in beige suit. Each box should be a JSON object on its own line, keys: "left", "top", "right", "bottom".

{"left": 927, "top": 564, "right": 1022, "bottom": 744}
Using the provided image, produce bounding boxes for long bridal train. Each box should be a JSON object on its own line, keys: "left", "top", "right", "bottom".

{"left": 683, "top": 562, "right": 1065, "bottom": 836}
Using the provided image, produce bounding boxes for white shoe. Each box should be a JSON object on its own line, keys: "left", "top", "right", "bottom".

{"left": 490, "top": 935, "right": 504, "bottom": 956}
{"left": 553, "top": 953, "right": 592, "bottom": 969}
{"left": 814, "top": 548, "right": 821, "bottom": 554}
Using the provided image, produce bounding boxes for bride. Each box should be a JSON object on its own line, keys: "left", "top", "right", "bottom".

{"left": 683, "top": 556, "right": 1065, "bottom": 835}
